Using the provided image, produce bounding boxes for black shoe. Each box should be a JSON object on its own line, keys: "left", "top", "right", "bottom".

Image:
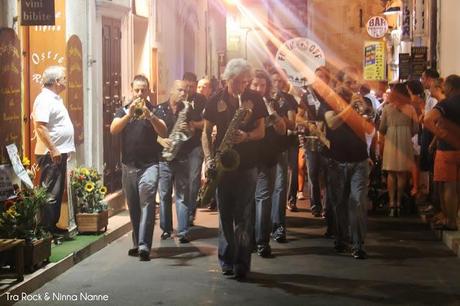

{"left": 53, "top": 237, "right": 63, "bottom": 245}
{"left": 139, "top": 250, "right": 151, "bottom": 261}
{"left": 312, "top": 211, "right": 322, "bottom": 218}
{"left": 234, "top": 267, "right": 248, "bottom": 280}
{"left": 352, "top": 249, "right": 367, "bottom": 259}
{"left": 272, "top": 226, "right": 287, "bottom": 243}
{"left": 334, "top": 243, "right": 348, "bottom": 253}
{"left": 257, "top": 245, "right": 272, "bottom": 258}
{"left": 323, "top": 231, "right": 334, "bottom": 239}
{"left": 161, "top": 232, "right": 171, "bottom": 240}
{"left": 178, "top": 235, "right": 190, "bottom": 244}
{"left": 287, "top": 202, "right": 299, "bottom": 212}
{"left": 222, "top": 267, "right": 234, "bottom": 276}
{"left": 128, "top": 248, "right": 139, "bottom": 257}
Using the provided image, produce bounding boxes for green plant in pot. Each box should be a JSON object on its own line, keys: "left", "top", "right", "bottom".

{"left": 0, "top": 187, "right": 50, "bottom": 243}
{"left": 70, "top": 167, "right": 108, "bottom": 213}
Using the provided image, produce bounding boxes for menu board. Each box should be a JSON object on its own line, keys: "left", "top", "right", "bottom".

{"left": 411, "top": 47, "right": 428, "bottom": 79}
{"left": 67, "top": 35, "right": 84, "bottom": 145}
{"left": 399, "top": 53, "right": 411, "bottom": 80}
{"left": 0, "top": 28, "right": 22, "bottom": 164}
{"left": 363, "top": 41, "right": 386, "bottom": 81}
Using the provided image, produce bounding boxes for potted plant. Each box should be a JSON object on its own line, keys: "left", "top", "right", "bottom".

{"left": 70, "top": 167, "right": 108, "bottom": 234}
{"left": 0, "top": 187, "right": 52, "bottom": 272}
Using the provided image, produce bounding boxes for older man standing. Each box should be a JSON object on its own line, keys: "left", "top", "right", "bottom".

{"left": 33, "top": 65, "right": 74, "bottom": 243}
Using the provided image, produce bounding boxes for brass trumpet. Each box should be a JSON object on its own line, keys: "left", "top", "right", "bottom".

{"left": 131, "top": 97, "right": 147, "bottom": 120}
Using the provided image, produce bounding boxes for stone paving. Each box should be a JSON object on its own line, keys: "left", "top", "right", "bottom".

{"left": 15, "top": 201, "right": 460, "bottom": 306}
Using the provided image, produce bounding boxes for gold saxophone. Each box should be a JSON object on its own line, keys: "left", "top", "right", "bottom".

{"left": 162, "top": 100, "right": 193, "bottom": 161}
{"left": 197, "top": 95, "right": 252, "bottom": 206}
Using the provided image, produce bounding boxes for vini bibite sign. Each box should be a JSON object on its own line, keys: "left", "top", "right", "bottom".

{"left": 21, "top": 0, "right": 55, "bottom": 26}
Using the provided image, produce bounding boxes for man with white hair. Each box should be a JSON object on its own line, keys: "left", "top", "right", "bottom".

{"left": 202, "top": 58, "right": 267, "bottom": 279}
{"left": 33, "top": 65, "right": 74, "bottom": 243}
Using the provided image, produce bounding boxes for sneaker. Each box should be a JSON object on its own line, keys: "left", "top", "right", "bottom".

{"left": 178, "top": 235, "right": 190, "bottom": 244}
{"left": 128, "top": 247, "right": 139, "bottom": 257}
{"left": 352, "top": 249, "right": 367, "bottom": 259}
{"left": 287, "top": 202, "right": 299, "bottom": 212}
{"left": 296, "top": 192, "right": 305, "bottom": 200}
{"left": 257, "top": 245, "right": 272, "bottom": 258}
{"left": 222, "top": 266, "right": 234, "bottom": 276}
{"left": 139, "top": 250, "right": 151, "bottom": 261}
{"left": 272, "top": 226, "right": 287, "bottom": 243}
{"left": 161, "top": 232, "right": 171, "bottom": 240}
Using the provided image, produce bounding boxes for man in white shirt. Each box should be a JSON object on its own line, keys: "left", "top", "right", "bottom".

{"left": 33, "top": 65, "right": 75, "bottom": 241}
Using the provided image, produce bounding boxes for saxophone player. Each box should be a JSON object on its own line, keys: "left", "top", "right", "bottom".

{"left": 156, "top": 80, "right": 194, "bottom": 243}
{"left": 202, "top": 59, "right": 267, "bottom": 279}
{"left": 110, "top": 75, "right": 167, "bottom": 261}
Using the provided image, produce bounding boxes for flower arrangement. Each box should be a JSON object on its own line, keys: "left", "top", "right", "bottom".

{"left": 70, "top": 167, "right": 108, "bottom": 213}
{"left": 0, "top": 187, "right": 50, "bottom": 243}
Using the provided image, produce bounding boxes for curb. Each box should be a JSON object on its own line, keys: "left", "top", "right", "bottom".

{"left": 0, "top": 211, "right": 132, "bottom": 306}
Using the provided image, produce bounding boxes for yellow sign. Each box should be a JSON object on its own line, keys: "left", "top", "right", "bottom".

{"left": 363, "top": 41, "right": 386, "bottom": 81}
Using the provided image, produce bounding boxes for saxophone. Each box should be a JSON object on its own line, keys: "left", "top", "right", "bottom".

{"left": 162, "top": 100, "right": 193, "bottom": 161}
{"left": 197, "top": 95, "right": 252, "bottom": 206}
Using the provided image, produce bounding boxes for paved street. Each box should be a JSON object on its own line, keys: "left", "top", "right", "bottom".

{"left": 17, "top": 201, "right": 460, "bottom": 306}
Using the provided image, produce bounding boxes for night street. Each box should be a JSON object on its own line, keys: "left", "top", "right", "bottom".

{"left": 16, "top": 202, "right": 460, "bottom": 306}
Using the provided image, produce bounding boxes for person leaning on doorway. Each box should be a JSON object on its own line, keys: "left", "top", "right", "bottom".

{"left": 32, "top": 65, "right": 75, "bottom": 245}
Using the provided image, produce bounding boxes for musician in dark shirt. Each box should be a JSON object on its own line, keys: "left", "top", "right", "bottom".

{"left": 270, "top": 70, "right": 297, "bottom": 241}
{"left": 156, "top": 80, "right": 194, "bottom": 243}
{"left": 250, "top": 69, "right": 286, "bottom": 258}
{"left": 318, "top": 69, "right": 374, "bottom": 260}
{"left": 182, "top": 72, "right": 207, "bottom": 225}
{"left": 110, "top": 75, "right": 167, "bottom": 261}
{"left": 202, "top": 59, "right": 267, "bottom": 279}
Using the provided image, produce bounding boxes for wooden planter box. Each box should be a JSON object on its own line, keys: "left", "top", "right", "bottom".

{"left": 76, "top": 210, "right": 108, "bottom": 234}
{"left": 24, "top": 237, "right": 52, "bottom": 272}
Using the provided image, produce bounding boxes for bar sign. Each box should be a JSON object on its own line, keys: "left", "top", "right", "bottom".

{"left": 21, "top": 0, "right": 55, "bottom": 26}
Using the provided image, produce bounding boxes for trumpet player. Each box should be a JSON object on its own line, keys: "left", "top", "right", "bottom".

{"left": 110, "top": 75, "right": 167, "bottom": 261}
{"left": 250, "top": 70, "right": 286, "bottom": 258}
{"left": 156, "top": 80, "right": 194, "bottom": 243}
{"left": 202, "top": 59, "right": 267, "bottom": 279}
{"left": 320, "top": 68, "right": 374, "bottom": 260}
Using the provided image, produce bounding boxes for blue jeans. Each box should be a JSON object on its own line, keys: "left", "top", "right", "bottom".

{"left": 159, "top": 159, "right": 190, "bottom": 237}
{"left": 306, "top": 149, "right": 323, "bottom": 213}
{"left": 122, "top": 163, "right": 159, "bottom": 252}
{"left": 188, "top": 145, "right": 204, "bottom": 220}
{"left": 255, "top": 164, "right": 276, "bottom": 246}
{"left": 288, "top": 146, "right": 299, "bottom": 204}
{"left": 217, "top": 168, "right": 257, "bottom": 274}
{"left": 271, "top": 151, "right": 288, "bottom": 228}
{"left": 327, "top": 159, "right": 369, "bottom": 250}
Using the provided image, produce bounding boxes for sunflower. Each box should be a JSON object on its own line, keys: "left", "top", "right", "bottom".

{"left": 99, "top": 186, "right": 108, "bottom": 195}
{"left": 22, "top": 156, "right": 31, "bottom": 167}
{"left": 81, "top": 168, "right": 90, "bottom": 176}
{"left": 85, "top": 181, "right": 95, "bottom": 193}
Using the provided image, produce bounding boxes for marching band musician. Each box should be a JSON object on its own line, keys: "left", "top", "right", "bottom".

{"left": 110, "top": 75, "right": 167, "bottom": 261}
{"left": 250, "top": 70, "right": 286, "bottom": 258}
{"left": 156, "top": 80, "right": 195, "bottom": 243}
{"left": 182, "top": 72, "right": 207, "bottom": 226}
{"left": 319, "top": 68, "right": 374, "bottom": 260}
{"left": 202, "top": 58, "right": 267, "bottom": 279}
{"left": 298, "top": 66, "right": 332, "bottom": 224}
{"left": 270, "top": 70, "right": 298, "bottom": 242}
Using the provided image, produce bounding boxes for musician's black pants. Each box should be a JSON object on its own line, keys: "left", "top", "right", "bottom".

{"left": 36, "top": 153, "right": 68, "bottom": 234}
